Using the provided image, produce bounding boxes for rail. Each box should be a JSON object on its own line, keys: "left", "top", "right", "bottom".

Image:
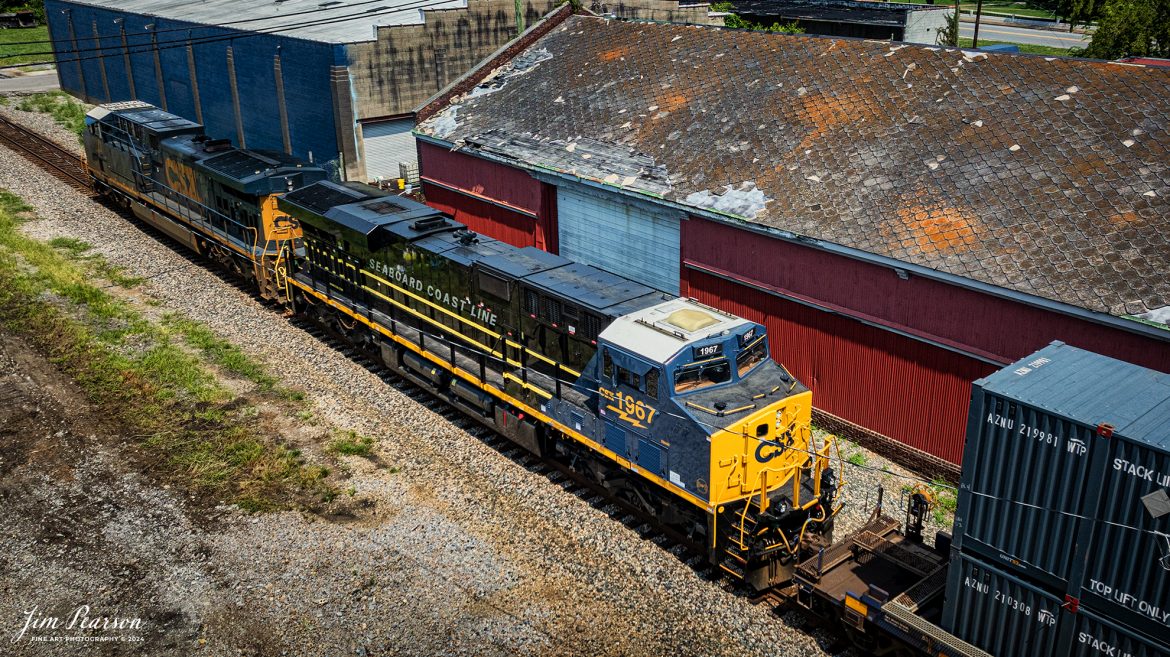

{"left": 0, "top": 117, "right": 93, "bottom": 193}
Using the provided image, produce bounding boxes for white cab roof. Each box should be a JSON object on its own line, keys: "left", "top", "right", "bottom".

{"left": 599, "top": 298, "right": 750, "bottom": 365}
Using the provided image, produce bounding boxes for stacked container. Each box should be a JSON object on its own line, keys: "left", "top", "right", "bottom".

{"left": 943, "top": 342, "right": 1170, "bottom": 657}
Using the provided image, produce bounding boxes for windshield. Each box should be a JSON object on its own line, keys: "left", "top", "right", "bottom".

{"left": 674, "top": 358, "right": 731, "bottom": 394}
{"left": 736, "top": 336, "right": 767, "bottom": 376}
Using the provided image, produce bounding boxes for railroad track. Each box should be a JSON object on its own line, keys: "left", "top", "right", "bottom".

{"left": 0, "top": 116, "right": 93, "bottom": 194}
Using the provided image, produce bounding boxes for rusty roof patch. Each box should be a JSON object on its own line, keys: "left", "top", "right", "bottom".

{"left": 416, "top": 15, "right": 1170, "bottom": 324}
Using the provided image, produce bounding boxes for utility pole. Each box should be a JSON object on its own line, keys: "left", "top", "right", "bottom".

{"left": 972, "top": 0, "right": 984, "bottom": 47}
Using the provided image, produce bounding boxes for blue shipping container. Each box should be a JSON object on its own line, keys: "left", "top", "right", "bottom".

{"left": 950, "top": 342, "right": 1170, "bottom": 642}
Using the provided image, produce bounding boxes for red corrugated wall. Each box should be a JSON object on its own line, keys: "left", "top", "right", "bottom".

{"left": 682, "top": 217, "right": 1170, "bottom": 465}
{"left": 683, "top": 218, "right": 1170, "bottom": 373}
{"left": 683, "top": 269, "right": 995, "bottom": 463}
{"left": 425, "top": 186, "right": 541, "bottom": 249}
{"left": 418, "top": 142, "right": 559, "bottom": 251}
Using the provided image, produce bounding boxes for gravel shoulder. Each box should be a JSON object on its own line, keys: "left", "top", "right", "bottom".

{"left": 0, "top": 104, "right": 955, "bottom": 657}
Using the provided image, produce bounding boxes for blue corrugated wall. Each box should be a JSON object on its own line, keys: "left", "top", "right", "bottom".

{"left": 45, "top": 0, "right": 341, "bottom": 172}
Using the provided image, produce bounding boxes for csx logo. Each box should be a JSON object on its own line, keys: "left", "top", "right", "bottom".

{"left": 756, "top": 440, "right": 787, "bottom": 463}
{"left": 165, "top": 160, "right": 200, "bottom": 201}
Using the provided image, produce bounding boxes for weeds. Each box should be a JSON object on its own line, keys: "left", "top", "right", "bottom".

{"left": 15, "top": 91, "right": 87, "bottom": 137}
{"left": 328, "top": 430, "right": 375, "bottom": 457}
{"left": 48, "top": 236, "right": 92, "bottom": 253}
{"left": 930, "top": 478, "right": 958, "bottom": 524}
{"left": 846, "top": 451, "right": 868, "bottom": 467}
{"left": 162, "top": 313, "right": 279, "bottom": 391}
{"left": 0, "top": 189, "right": 337, "bottom": 511}
{"left": 48, "top": 236, "right": 142, "bottom": 288}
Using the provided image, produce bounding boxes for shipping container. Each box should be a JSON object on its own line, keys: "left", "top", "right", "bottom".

{"left": 943, "top": 552, "right": 1170, "bottom": 657}
{"left": 1070, "top": 609, "right": 1170, "bottom": 657}
{"left": 943, "top": 551, "right": 1066, "bottom": 657}
{"left": 1080, "top": 408, "right": 1170, "bottom": 638}
{"left": 953, "top": 385, "right": 1099, "bottom": 590}
{"left": 953, "top": 342, "right": 1170, "bottom": 636}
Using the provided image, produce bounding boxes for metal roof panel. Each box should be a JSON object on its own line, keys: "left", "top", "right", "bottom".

{"left": 59, "top": 0, "right": 468, "bottom": 44}
{"left": 978, "top": 342, "right": 1170, "bottom": 450}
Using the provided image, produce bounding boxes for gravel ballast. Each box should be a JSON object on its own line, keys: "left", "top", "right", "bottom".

{"left": 0, "top": 105, "right": 956, "bottom": 656}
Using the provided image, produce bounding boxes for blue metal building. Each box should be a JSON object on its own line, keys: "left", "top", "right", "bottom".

{"left": 44, "top": 0, "right": 558, "bottom": 182}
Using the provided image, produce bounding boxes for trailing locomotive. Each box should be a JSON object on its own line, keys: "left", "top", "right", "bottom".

{"left": 83, "top": 101, "right": 842, "bottom": 589}
{"left": 83, "top": 100, "right": 327, "bottom": 302}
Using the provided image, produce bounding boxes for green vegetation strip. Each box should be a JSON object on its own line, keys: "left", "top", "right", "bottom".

{"left": 328, "top": 430, "right": 375, "bottom": 457}
{"left": 0, "top": 190, "right": 334, "bottom": 512}
{"left": 959, "top": 38, "right": 1074, "bottom": 56}
{"left": 14, "top": 91, "right": 88, "bottom": 137}
{"left": 0, "top": 25, "right": 51, "bottom": 67}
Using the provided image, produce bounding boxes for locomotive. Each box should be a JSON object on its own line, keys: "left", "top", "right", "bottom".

{"left": 83, "top": 101, "right": 327, "bottom": 301}
{"left": 83, "top": 101, "right": 842, "bottom": 590}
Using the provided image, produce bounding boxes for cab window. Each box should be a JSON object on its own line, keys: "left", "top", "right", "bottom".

{"left": 674, "top": 359, "right": 731, "bottom": 393}
{"left": 617, "top": 366, "right": 640, "bottom": 391}
{"left": 736, "top": 338, "right": 767, "bottom": 377}
{"left": 646, "top": 369, "right": 660, "bottom": 398}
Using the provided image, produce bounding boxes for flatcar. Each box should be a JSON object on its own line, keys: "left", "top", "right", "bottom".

{"left": 83, "top": 101, "right": 842, "bottom": 589}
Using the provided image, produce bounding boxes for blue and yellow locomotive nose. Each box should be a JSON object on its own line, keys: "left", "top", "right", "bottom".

{"left": 596, "top": 298, "right": 840, "bottom": 587}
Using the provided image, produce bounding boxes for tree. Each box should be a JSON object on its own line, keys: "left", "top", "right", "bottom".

{"left": 937, "top": 3, "right": 960, "bottom": 46}
{"left": 0, "top": 0, "right": 44, "bottom": 22}
{"left": 1082, "top": 0, "right": 1170, "bottom": 58}
{"left": 1057, "top": 0, "right": 1106, "bottom": 26}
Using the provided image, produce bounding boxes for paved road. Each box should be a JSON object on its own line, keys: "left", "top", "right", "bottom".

{"left": 0, "top": 71, "right": 60, "bottom": 93}
{"left": 959, "top": 21, "right": 1092, "bottom": 49}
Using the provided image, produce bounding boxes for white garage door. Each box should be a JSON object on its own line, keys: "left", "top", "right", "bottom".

{"left": 361, "top": 119, "right": 416, "bottom": 182}
{"left": 557, "top": 184, "right": 680, "bottom": 294}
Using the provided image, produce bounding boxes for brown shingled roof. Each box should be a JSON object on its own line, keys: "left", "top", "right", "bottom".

{"left": 417, "top": 15, "right": 1170, "bottom": 323}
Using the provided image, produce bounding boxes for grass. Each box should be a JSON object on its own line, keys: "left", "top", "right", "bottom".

{"left": 328, "top": 430, "right": 375, "bottom": 457}
{"left": 883, "top": 0, "right": 1056, "bottom": 17}
{"left": 846, "top": 451, "right": 868, "bottom": 467}
{"left": 0, "top": 24, "right": 51, "bottom": 67}
{"left": 16, "top": 91, "right": 87, "bottom": 137}
{"left": 961, "top": 1, "right": 1056, "bottom": 19}
{"left": 48, "top": 237, "right": 144, "bottom": 288}
{"left": 0, "top": 189, "right": 337, "bottom": 512}
{"left": 929, "top": 478, "right": 958, "bottom": 524}
{"left": 959, "top": 38, "right": 1074, "bottom": 56}
{"left": 900, "top": 479, "right": 958, "bottom": 525}
{"left": 162, "top": 313, "right": 279, "bottom": 391}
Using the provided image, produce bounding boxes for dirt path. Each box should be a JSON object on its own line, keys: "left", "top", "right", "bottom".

{"left": 0, "top": 333, "right": 210, "bottom": 655}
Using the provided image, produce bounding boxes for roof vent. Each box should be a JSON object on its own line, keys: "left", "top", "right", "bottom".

{"left": 663, "top": 308, "right": 719, "bottom": 332}
{"left": 410, "top": 216, "right": 449, "bottom": 232}
{"left": 204, "top": 138, "right": 232, "bottom": 153}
